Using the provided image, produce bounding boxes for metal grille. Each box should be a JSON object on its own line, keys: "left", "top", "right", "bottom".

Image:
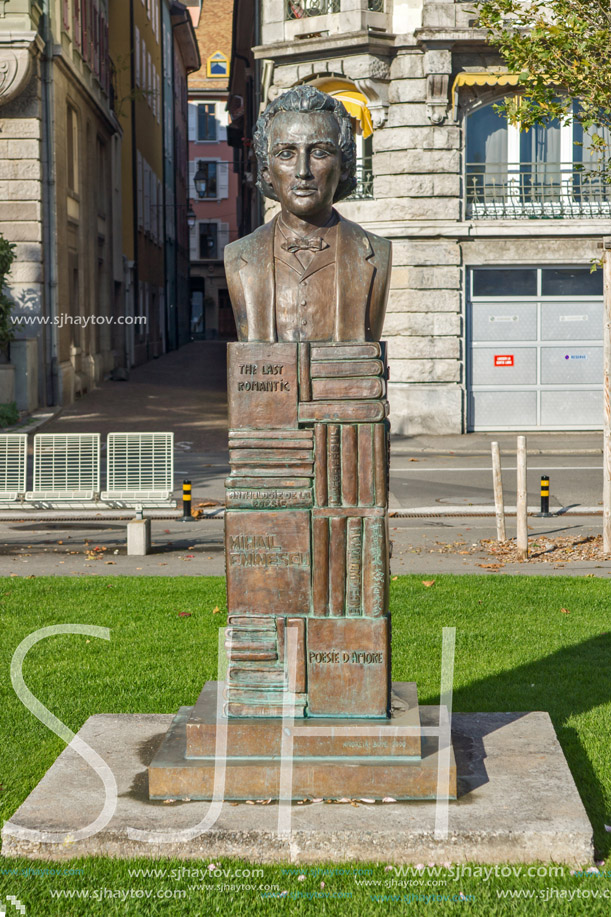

{"left": 466, "top": 162, "right": 611, "bottom": 219}
{"left": 468, "top": 267, "right": 604, "bottom": 431}
{"left": 27, "top": 434, "right": 100, "bottom": 501}
{"left": 286, "top": 0, "right": 339, "bottom": 19}
{"left": 348, "top": 157, "right": 374, "bottom": 200}
{"left": 102, "top": 432, "right": 174, "bottom": 502}
{"left": 0, "top": 434, "right": 27, "bottom": 500}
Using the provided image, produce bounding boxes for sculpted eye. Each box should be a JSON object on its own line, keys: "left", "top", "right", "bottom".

{"left": 312, "top": 149, "right": 330, "bottom": 158}
{"left": 275, "top": 149, "right": 294, "bottom": 160}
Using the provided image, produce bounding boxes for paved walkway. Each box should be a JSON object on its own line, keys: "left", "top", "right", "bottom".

{"left": 0, "top": 340, "right": 605, "bottom": 578}
{"left": 45, "top": 341, "right": 229, "bottom": 456}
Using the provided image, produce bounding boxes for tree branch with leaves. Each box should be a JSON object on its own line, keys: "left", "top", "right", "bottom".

{"left": 476, "top": 0, "right": 611, "bottom": 151}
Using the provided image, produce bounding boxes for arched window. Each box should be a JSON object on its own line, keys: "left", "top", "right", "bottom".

{"left": 465, "top": 100, "right": 611, "bottom": 218}
{"left": 207, "top": 51, "right": 229, "bottom": 79}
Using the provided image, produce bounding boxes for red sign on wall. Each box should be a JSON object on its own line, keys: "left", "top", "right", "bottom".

{"left": 494, "top": 355, "right": 514, "bottom": 367}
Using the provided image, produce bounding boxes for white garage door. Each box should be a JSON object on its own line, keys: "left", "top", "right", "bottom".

{"left": 467, "top": 266, "right": 603, "bottom": 431}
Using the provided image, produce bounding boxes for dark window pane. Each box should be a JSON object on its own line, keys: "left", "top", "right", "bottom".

{"left": 197, "top": 104, "right": 217, "bottom": 141}
{"left": 199, "top": 223, "right": 218, "bottom": 259}
{"left": 472, "top": 269, "right": 537, "bottom": 297}
{"left": 541, "top": 267, "right": 603, "bottom": 296}
{"left": 206, "top": 161, "right": 217, "bottom": 197}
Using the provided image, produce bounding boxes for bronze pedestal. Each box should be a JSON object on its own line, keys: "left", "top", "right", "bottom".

{"left": 148, "top": 342, "right": 456, "bottom": 800}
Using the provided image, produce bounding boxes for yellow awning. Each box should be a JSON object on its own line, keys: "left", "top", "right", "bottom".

{"left": 314, "top": 79, "right": 374, "bottom": 138}
{"left": 451, "top": 72, "right": 521, "bottom": 111}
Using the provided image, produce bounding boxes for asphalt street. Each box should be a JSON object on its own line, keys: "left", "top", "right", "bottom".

{"left": 0, "top": 512, "right": 608, "bottom": 578}
{"left": 1, "top": 341, "right": 607, "bottom": 578}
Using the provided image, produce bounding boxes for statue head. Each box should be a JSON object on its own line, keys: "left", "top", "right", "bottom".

{"left": 253, "top": 85, "right": 357, "bottom": 209}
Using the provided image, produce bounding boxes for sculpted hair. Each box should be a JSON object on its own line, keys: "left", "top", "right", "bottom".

{"left": 253, "top": 84, "right": 357, "bottom": 202}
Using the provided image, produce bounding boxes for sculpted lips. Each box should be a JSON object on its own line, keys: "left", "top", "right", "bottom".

{"left": 291, "top": 184, "right": 317, "bottom": 195}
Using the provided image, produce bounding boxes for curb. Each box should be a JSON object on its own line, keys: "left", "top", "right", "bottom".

{"left": 388, "top": 505, "right": 603, "bottom": 517}
{"left": 2, "top": 406, "right": 63, "bottom": 436}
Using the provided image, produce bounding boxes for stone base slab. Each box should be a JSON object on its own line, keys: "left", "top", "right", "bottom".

{"left": 1, "top": 711, "right": 594, "bottom": 864}
{"left": 185, "top": 681, "right": 422, "bottom": 758}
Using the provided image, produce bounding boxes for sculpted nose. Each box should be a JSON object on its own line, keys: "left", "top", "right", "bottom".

{"left": 295, "top": 150, "right": 312, "bottom": 180}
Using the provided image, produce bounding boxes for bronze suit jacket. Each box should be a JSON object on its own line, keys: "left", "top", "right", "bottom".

{"left": 224, "top": 211, "right": 392, "bottom": 343}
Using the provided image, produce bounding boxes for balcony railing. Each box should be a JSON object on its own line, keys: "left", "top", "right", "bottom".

{"left": 286, "top": 0, "right": 339, "bottom": 19}
{"left": 466, "top": 162, "right": 611, "bottom": 219}
{"left": 347, "top": 157, "right": 373, "bottom": 200}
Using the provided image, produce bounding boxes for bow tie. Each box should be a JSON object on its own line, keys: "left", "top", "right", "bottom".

{"left": 281, "top": 237, "right": 329, "bottom": 254}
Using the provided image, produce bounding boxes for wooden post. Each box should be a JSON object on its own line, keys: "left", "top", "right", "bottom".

{"left": 516, "top": 435, "right": 528, "bottom": 560}
{"left": 603, "top": 239, "right": 611, "bottom": 555}
{"left": 491, "top": 441, "right": 506, "bottom": 542}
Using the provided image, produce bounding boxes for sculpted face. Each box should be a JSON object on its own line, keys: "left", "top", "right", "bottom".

{"left": 263, "top": 110, "right": 346, "bottom": 221}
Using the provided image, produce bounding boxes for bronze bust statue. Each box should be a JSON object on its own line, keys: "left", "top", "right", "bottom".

{"left": 225, "top": 85, "right": 391, "bottom": 343}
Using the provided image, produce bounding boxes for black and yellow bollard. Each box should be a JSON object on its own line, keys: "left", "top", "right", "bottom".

{"left": 182, "top": 480, "right": 192, "bottom": 520}
{"left": 540, "top": 475, "right": 550, "bottom": 516}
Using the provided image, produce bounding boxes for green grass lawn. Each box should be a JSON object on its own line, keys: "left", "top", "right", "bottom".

{"left": 0, "top": 575, "right": 610, "bottom": 915}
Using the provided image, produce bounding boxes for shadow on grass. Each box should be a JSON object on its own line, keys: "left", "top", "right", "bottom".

{"left": 444, "top": 632, "right": 611, "bottom": 858}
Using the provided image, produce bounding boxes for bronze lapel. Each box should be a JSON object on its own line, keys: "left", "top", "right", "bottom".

{"left": 335, "top": 218, "right": 375, "bottom": 341}
{"left": 238, "top": 217, "right": 277, "bottom": 342}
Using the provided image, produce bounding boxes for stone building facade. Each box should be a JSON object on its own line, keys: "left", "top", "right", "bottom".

{"left": 187, "top": 0, "right": 239, "bottom": 340}
{"left": 0, "top": 0, "right": 119, "bottom": 409}
{"left": 232, "top": 0, "right": 609, "bottom": 433}
{"left": 0, "top": 0, "right": 197, "bottom": 413}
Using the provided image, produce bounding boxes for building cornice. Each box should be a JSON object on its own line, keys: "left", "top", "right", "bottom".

{"left": 349, "top": 219, "right": 611, "bottom": 240}
{"left": 253, "top": 29, "right": 396, "bottom": 63}
{"left": 0, "top": 29, "right": 44, "bottom": 107}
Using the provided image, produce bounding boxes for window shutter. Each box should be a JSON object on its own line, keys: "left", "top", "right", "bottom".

{"left": 189, "top": 160, "right": 196, "bottom": 199}
{"left": 73, "top": 0, "right": 82, "bottom": 50}
{"left": 190, "top": 222, "right": 199, "bottom": 261}
{"left": 157, "top": 178, "right": 162, "bottom": 243}
{"left": 218, "top": 106, "right": 228, "bottom": 142}
{"left": 188, "top": 103, "right": 197, "bottom": 142}
{"left": 218, "top": 161, "right": 229, "bottom": 199}
{"left": 144, "top": 162, "right": 151, "bottom": 234}
{"left": 151, "top": 175, "right": 157, "bottom": 242}
{"left": 137, "top": 152, "right": 143, "bottom": 227}
{"left": 219, "top": 222, "right": 230, "bottom": 256}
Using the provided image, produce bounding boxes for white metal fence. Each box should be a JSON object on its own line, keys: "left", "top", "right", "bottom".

{"left": 102, "top": 432, "right": 174, "bottom": 503}
{"left": 0, "top": 434, "right": 27, "bottom": 501}
{"left": 0, "top": 431, "right": 175, "bottom": 508}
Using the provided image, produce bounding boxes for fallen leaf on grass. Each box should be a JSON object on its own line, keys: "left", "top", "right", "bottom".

{"left": 392, "top": 576, "right": 398, "bottom": 581}
{"left": 561, "top": 608, "right": 570, "bottom": 614}
{"left": 212, "top": 606, "right": 221, "bottom": 614}
{"left": 422, "top": 580, "right": 435, "bottom": 587}
{"left": 178, "top": 612, "right": 192, "bottom": 618}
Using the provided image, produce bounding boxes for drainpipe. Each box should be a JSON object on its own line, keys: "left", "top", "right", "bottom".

{"left": 130, "top": 0, "right": 139, "bottom": 368}
{"left": 253, "top": 0, "right": 262, "bottom": 228}
{"left": 41, "top": 0, "right": 60, "bottom": 405}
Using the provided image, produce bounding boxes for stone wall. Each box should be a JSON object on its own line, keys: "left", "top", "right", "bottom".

{"left": 257, "top": 0, "right": 609, "bottom": 434}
